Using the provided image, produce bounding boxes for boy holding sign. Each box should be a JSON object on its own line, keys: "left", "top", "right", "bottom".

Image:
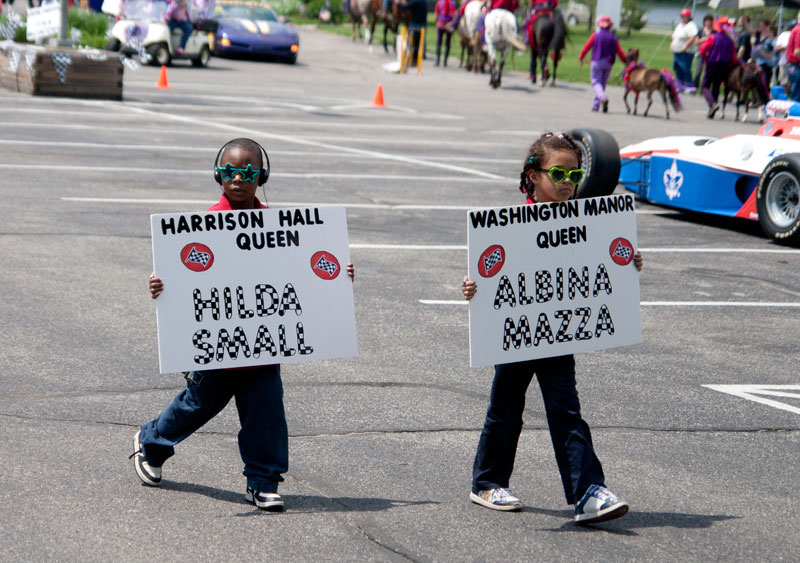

{"left": 462, "top": 132, "right": 642, "bottom": 523}
{"left": 131, "top": 138, "right": 354, "bottom": 512}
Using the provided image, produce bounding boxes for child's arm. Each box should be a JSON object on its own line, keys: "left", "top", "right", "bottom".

{"left": 347, "top": 263, "right": 355, "bottom": 282}
{"left": 634, "top": 250, "right": 643, "bottom": 272}
{"left": 461, "top": 276, "right": 477, "bottom": 301}
{"left": 149, "top": 273, "right": 164, "bottom": 299}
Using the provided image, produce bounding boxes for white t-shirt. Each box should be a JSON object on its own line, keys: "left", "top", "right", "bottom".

{"left": 671, "top": 20, "right": 699, "bottom": 53}
{"left": 776, "top": 30, "right": 791, "bottom": 65}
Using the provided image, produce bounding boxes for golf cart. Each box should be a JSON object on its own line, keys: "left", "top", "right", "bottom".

{"left": 106, "top": 0, "right": 218, "bottom": 67}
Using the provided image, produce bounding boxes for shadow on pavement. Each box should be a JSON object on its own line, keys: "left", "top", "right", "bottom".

{"left": 159, "top": 481, "right": 439, "bottom": 514}
{"left": 525, "top": 505, "right": 740, "bottom": 536}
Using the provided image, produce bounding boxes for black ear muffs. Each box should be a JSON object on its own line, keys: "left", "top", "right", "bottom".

{"left": 213, "top": 138, "right": 271, "bottom": 186}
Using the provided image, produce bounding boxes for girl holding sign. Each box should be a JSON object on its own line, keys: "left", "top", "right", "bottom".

{"left": 461, "top": 132, "right": 642, "bottom": 524}
{"left": 132, "top": 138, "right": 353, "bottom": 512}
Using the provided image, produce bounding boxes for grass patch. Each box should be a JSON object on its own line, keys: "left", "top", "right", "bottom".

{"left": 0, "top": 8, "right": 109, "bottom": 49}
{"left": 296, "top": 15, "right": 681, "bottom": 85}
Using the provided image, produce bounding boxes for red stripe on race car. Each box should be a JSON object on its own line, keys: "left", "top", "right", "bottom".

{"left": 734, "top": 188, "right": 759, "bottom": 221}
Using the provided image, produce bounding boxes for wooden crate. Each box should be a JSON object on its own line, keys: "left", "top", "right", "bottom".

{"left": 0, "top": 44, "right": 123, "bottom": 100}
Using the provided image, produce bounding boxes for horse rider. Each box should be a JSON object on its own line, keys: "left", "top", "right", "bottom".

{"left": 523, "top": 0, "right": 559, "bottom": 49}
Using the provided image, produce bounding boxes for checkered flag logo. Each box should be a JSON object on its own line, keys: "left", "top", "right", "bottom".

{"left": 120, "top": 55, "right": 141, "bottom": 71}
{"left": 0, "top": 10, "right": 21, "bottom": 40}
{"left": 51, "top": 53, "right": 72, "bottom": 84}
{"left": 313, "top": 254, "right": 338, "bottom": 276}
{"left": 613, "top": 241, "right": 632, "bottom": 262}
{"left": 483, "top": 248, "right": 502, "bottom": 276}
{"left": 185, "top": 246, "right": 211, "bottom": 267}
{"left": 24, "top": 50, "right": 36, "bottom": 73}
{"left": 8, "top": 49, "right": 20, "bottom": 72}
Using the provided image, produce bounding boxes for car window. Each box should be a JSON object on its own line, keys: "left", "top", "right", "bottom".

{"left": 216, "top": 2, "right": 279, "bottom": 21}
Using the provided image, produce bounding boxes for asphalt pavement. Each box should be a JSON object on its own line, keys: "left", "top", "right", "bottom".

{"left": 1, "top": 25, "right": 798, "bottom": 562}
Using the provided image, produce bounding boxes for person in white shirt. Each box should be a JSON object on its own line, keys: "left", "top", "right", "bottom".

{"left": 671, "top": 8, "right": 699, "bottom": 92}
{"left": 775, "top": 21, "right": 793, "bottom": 88}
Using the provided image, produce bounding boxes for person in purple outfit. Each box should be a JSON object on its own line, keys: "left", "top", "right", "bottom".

{"left": 699, "top": 17, "right": 738, "bottom": 118}
{"left": 434, "top": 0, "right": 457, "bottom": 66}
{"left": 578, "top": 15, "right": 627, "bottom": 113}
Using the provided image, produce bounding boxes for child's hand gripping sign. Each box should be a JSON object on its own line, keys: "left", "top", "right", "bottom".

{"left": 150, "top": 206, "right": 358, "bottom": 374}
{"left": 466, "top": 195, "right": 642, "bottom": 368}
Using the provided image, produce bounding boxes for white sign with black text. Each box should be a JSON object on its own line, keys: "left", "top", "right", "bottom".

{"left": 151, "top": 206, "right": 357, "bottom": 374}
{"left": 467, "top": 194, "right": 642, "bottom": 368}
{"left": 26, "top": 2, "right": 62, "bottom": 41}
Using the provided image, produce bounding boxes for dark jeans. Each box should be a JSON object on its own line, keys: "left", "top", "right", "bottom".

{"left": 673, "top": 52, "right": 694, "bottom": 88}
{"left": 436, "top": 27, "right": 452, "bottom": 64}
{"left": 788, "top": 63, "right": 800, "bottom": 101}
{"left": 168, "top": 20, "right": 194, "bottom": 49}
{"left": 702, "top": 61, "right": 731, "bottom": 106}
{"left": 139, "top": 365, "right": 288, "bottom": 493}
{"left": 472, "top": 355, "right": 605, "bottom": 505}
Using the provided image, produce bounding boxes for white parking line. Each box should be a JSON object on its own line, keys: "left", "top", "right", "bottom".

{"left": 418, "top": 300, "right": 800, "bottom": 306}
{"left": 24, "top": 166, "right": 507, "bottom": 182}
{"left": 60, "top": 198, "right": 677, "bottom": 213}
{"left": 111, "top": 103, "right": 508, "bottom": 180}
{"left": 703, "top": 385, "right": 800, "bottom": 415}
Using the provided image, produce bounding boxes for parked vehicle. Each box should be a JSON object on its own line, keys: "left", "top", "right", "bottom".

{"left": 107, "top": 0, "right": 217, "bottom": 67}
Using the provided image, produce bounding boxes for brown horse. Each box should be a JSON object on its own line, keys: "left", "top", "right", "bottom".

{"left": 622, "top": 49, "right": 682, "bottom": 120}
{"left": 722, "top": 62, "right": 769, "bottom": 123}
{"left": 381, "top": 0, "right": 411, "bottom": 54}
{"left": 349, "top": 0, "right": 380, "bottom": 45}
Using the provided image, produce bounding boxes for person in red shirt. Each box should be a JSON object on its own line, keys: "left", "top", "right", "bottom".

{"left": 434, "top": 0, "right": 457, "bottom": 66}
{"left": 133, "top": 138, "right": 354, "bottom": 513}
{"left": 785, "top": 13, "right": 800, "bottom": 100}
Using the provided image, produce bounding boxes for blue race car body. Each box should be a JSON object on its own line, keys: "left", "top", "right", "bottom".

{"left": 618, "top": 100, "right": 800, "bottom": 245}
{"left": 213, "top": 1, "right": 299, "bottom": 62}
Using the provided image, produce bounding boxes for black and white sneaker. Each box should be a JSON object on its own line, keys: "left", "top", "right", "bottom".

{"left": 574, "top": 484, "right": 628, "bottom": 524}
{"left": 245, "top": 487, "right": 284, "bottom": 512}
{"left": 130, "top": 430, "right": 162, "bottom": 487}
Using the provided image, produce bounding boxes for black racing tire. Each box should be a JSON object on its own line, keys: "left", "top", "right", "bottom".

{"left": 569, "top": 128, "right": 621, "bottom": 199}
{"left": 106, "top": 38, "right": 121, "bottom": 52}
{"left": 148, "top": 43, "right": 171, "bottom": 66}
{"left": 756, "top": 153, "right": 800, "bottom": 245}
{"left": 192, "top": 45, "right": 211, "bottom": 67}
{"left": 283, "top": 53, "right": 297, "bottom": 65}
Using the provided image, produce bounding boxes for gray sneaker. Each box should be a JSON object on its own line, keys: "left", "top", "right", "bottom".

{"left": 129, "top": 430, "right": 162, "bottom": 487}
{"left": 470, "top": 488, "right": 522, "bottom": 511}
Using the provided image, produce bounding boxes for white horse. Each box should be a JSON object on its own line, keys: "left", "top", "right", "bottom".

{"left": 458, "top": 0, "right": 485, "bottom": 72}
{"left": 484, "top": 8, "right": 527, "bottom": 89}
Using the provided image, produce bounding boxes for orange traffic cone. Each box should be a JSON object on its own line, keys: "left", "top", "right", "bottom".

{"left": 156, "top": 65, "right": 170, "bottom": 89}
{"left": 370, "top": 84, "right": 386, "bottom": 107}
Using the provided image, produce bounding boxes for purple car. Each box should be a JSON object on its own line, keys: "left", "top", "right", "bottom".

{"left": 214, "top": 1, "right": 299, "bottom": 64}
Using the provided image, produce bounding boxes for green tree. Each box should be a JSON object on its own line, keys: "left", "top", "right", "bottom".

{"left": 621, "top": 0, "right": 646, "bottom": 37}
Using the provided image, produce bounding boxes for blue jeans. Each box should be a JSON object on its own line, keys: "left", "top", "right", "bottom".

{"left": 168, "top": 20, "right": 194, "bottom": 50}
{"left": 140, "top": 365, "right": 288, "bottom": 493}
{"left": 472, "top": 355, "right": 605, "bottom": 504}
{"left": 673, "top": 52, "right": 694, "bottom": 89}
{"left": 788, "top": 64, "right": 800, "bottom": 102}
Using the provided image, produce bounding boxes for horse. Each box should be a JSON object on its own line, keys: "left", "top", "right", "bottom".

{"left": 484, "top": 8, "right": 528, "bottom": 88}
{"left": 457, "top": 0, "right": 485, "bottom": 73}
{"left": 622, "top": 49, "right": 682, "bottom": 120}
{"left": 527, "top": 8, "right": 567, "bottom": 85}
{"left": 349, "top": 0, "right": 380, "bottom": 45}
{"left": 722, "top": 62, "right": 769, "bottom": 123}
{"left": 381, "top": 0, "right": 411, "bottom": 54}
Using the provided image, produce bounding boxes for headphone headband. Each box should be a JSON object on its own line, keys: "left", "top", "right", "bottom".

{"left": 213, "top": 137, "right": 271, "bottom": 187}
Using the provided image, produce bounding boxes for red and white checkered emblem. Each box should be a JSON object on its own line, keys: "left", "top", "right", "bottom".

{"left": 609, "top": 237, "right": 634, "bottom": 266}
{"left": 181, "top": 243, "right": 214, "bottom": 272}
{"left": 478, "top": 245, "right": 505, "bottom": 278}
{"left": 311, "top": 251, "right": 341, "bottom": 280}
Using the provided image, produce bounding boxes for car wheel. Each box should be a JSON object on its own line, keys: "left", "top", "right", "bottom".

{"left": 192, "top": 45, "right": 211, "bottom": 67}
{"left": 756, "top": 153, "right": 800, "bottom": 245}
{"left": 147, "top": 43, "right": 171, "bottom": 66}
{"left": 569, "top": 128, "right": 621, "bottom": 199}
{"left": 284, "top": 53, "right": 297, "bottom": 65}
{"left": 106, "top": 38, "right": 121, "bottom": 52}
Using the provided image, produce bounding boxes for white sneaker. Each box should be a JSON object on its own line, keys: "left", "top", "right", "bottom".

{"left": 574, "top": 484, "right": 629, "bottom": 524}
{"left": 130, "top": 430, "right": 162, "bottom": 487}
{"left": 470, "top": 488, "right": 522, "bottom": 511}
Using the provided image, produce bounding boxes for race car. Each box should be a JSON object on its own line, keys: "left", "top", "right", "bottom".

{"left": 213, "top": 0, "right": 299, "bottom": 64}
{"left": 618, "top": 99, "right": 800, "bottom": 245}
